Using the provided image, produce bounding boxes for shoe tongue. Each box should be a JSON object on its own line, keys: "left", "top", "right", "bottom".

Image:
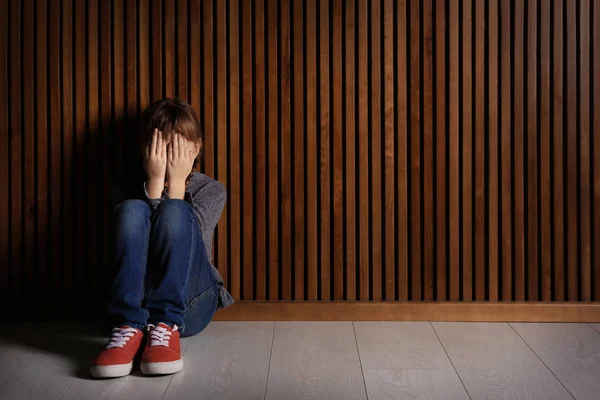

{"left": 156, "top": 322, "right": 171, "bottom": 330}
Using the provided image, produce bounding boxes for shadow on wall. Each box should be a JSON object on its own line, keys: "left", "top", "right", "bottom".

{"left": 3, "top": 114, "right": 147, "bottom": 323}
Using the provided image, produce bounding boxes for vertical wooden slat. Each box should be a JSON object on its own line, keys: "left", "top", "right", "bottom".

{"left": 177, "top": 0, "right": 188, "bottom": 99}
{"left": 0, "top": 0, "right": 9, "bottom": 295}
{"left": 255, "top": 0, "right": 267, "bottom": 301}
{"left": 422, "top": 0, "right": 434, "bottom": 301}
{"left": 371, "top": 0, "right": 382, "bottom": 301}
{"left": 448, "top": 0, "right": 460, "bottom": 301}
{"left": 36, "top": 0, "right": 49, "bottom": 300}
{"left": 332, "top": 0, "right": 344, "bottom": 300}
{"left": 488, "top": 0, "right": 499, "bottom": 301}
{"left": 74, "top": 0, "right": 87, "bottom": 301}
{"left": 566, "top": 0, "right": 577, "bottom": 301}
{"left": 410, "top": 0, "right": 421, "bottom": 301}
{"left": 397, "top": 0, "right": 408, "bottom": 302}
{"left": 190, "top": 0, "right": 200, "bottom": 113}
{"left": 151, "top": 0, "right": 162, "bottom": 101}
{"left": 500, "top": 0, "right": 512, "bottom": 301}
{"left": 553, "top": 0, "right": 565, "bottom": 301}
{"left": 293, "top": 0, "right": 305, "bottom": 300}
{"left": 139, "top": 0, "right": 150, "bottom": 111}
{"left": 23, "top": 0, "right": 35, "bottom": 299}
{"left": 383, "top": 0, "right": 395, "bottom": 301}
{"left": 241, "top": 0, "right": 254, "bottom": 300}
{"left": 513, "top": 0, "right": 525, "bottom": 302}
{"left": 579, "top": 0, "right": 591, "bottom": 301}
{"left": 216, "top": 0, "right": 228, "bottom": 291}
{"left": 164, "top": 0, "right": 175, "bottom": 98}
{"left": 345, "top": 0, "right": 357, "bottom": 301}
{"left": 357, "top": 0, "right": 369, "bottom": 300}
{"left": 474, "top": 0, "right": 486, "bottom": 301}
{"left": 229, "top": 0, "right": 241, "bottom": 301}
{"left": 114, "top": 0, "right": 125, "bottom": 193}
{"left": 126, "top": 0, "right": 137, "bottom": 119}
{"left": 281, "top": 0, "right": 292, "bottom": 301}
{"left": 61, "top": 0, "right": 74, "bottom": 299}
{"left": 539, "top": 0, "right": 552, "bottom": 301}
{"left": 88, "top": 0, "right": 99, "bottom": 301}
{"left": 461, "top": 0, "right": 473, "bottom": 302}
{"left": 99, "top": 0, "right": 112, "bottom": 303}
{"left": 202, "top": 0, "right": 214, "bottom": 219}
{"left": 267, "top": 0, "right": 279, "bottom": 300}
{"left": 434, "top": 0, "right": 446, "bottom": 301}
{"left": 594, "top": 0, "right": 600, "bottom": 301}
{"left": 319, "top": 0, "right": 331, "bottom": 301}
{"left": 306, "top": 0, "right": 318, "bottom": 300}
{"left": 527, "top": 0, "right": 539, "bottom": 301}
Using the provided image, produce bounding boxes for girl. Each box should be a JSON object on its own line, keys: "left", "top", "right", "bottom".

{"left": 90, "top": 98, "right": 234, "bottom": 378}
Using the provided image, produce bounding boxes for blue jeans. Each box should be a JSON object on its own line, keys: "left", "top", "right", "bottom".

{"left": 107, "top": 199, "right": 218, "bottom": 338}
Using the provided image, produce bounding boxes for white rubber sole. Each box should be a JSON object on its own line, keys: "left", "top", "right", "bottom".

{"left": 90, "top": 361, "right": 133, "bottom": 378}
{"left": 140, "top": 359, "right": 184, "bottom": 375}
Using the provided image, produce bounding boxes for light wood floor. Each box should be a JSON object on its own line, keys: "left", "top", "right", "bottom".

{"left": 1, "top": 321, "right": 599, "bottom": 400}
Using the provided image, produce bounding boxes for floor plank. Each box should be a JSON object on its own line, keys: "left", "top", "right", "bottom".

{"left": 362, "top": 369, "right": 469, "bottom": 400}
{"left": 0, "top": 323, "right": 102, "bottom": 400}
{"left": 60, "top": 380, "right": 169, "bottom": 400}
{"left": 354, "top": 322, "right": 453, "bottom": 369}
{"left": 511, "top": 323, "right": 600, "bottom": 400}
{"left": 432, "top": 322, "right": 573, "bottom": 400}
{"left": 265, "top": 322, "right": 367, "bottom": 400}
{"left": 590, "top": 323, "right": 600, "bottom": 334}
{"left": 163, "top": 322, "right": 274, "bottom": 400}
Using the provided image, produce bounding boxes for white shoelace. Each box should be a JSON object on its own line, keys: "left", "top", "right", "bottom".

{"left": 147, "top": 323, "right": 179, "bottom": 347}
{"left": 106, "top": 327, "right": 138, "bottom": 349}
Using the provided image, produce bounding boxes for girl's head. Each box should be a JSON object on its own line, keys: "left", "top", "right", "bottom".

{"left": 139, "top": 98, "right": 203, "bottom": 169}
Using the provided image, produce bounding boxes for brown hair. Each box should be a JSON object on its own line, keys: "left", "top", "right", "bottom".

{"left": 139, "top": 98, "right": 203, "bottom": 172}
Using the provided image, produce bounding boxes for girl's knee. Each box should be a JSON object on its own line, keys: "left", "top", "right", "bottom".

{"left": 113, "top": 200, "right": 152, "bottom": 230}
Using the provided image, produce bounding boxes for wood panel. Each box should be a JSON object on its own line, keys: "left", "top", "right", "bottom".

{"left": 1, "top": 0, "right": 600, "bottom": 314}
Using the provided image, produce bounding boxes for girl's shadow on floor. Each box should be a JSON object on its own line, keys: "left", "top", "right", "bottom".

{"left": 0, "top": 322, "right": 114, "bottom": 380}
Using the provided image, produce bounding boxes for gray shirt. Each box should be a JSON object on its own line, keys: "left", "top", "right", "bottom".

{"left": 115, "top": 172, "right": 234, "bottom": 310}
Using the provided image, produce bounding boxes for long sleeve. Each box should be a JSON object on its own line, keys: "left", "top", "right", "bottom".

{"left": 190, "top": 180, "right": 226, "bottom": 233}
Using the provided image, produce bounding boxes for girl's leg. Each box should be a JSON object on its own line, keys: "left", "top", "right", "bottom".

{"left": 145, "top": 199, "right": 217, "bottom": 333}
{"left": 106, "top": 199, "right": 152, "bottom": 330}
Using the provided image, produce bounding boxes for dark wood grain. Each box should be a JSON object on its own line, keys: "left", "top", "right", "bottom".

{"left": 513, "top": 0, "right": 525, "bottom": 302}
{"left": 383, "top": 0, "right": 395, "bottom": 301}
{"left": 241, "top": 0, "right": 254, "bottom": 301}
{"left": 332, "top": 0, "right": 344, "bottom": 300}
{"left": 474, "top": 0, "right": 485, "bottom": 301}
{"left": 579, "top": 0, "right": 591, "bottom": 301}
{"left": 566, "top": 0, "right": 577, "bottom": 301}
{"left": 422, "top": 0, "right": 434, "bottom": 301}
{"left": 177, "top": 0, "right": 188, "bottom": 99}
{"left": 594, "top": 0, "right": 600, "bottom": 301}
{"left": 539, "top": 0, "right": 552, "bottom": 301}
{"left": 371, "top": 0, "right": 383, "bottom": 301}
{"left": 345, "top": 0, "right": 357, "bottom": 301}
{"left": 306, "top": 0, "right": 318, "bottom": 301}
{"left": 500, "top": 0, "right": 512, "bottom": 301}
{"left": 88, "top": 0, "right": 99, "bottom": 301}
{"left": 229, "top": 0, "right": 241, "bottom": 301}
{"left": 449, "top": 0, "right": 460, "bottom": 301}
{"left": 281, "top": 0, "right": 292, "bottom": 301}
{"left": 0, "top": 0, "right": 9, "bottom": 295}
{"left": 163, "top": 0, "right": 175, "bottom": 98}
{"left": 151, "top": 0, "right": 162, "bottom": 101}
{"left": 255, "top": 0, "right": 267, "bottom": 301}
{"left": 527, "top": 0, "right": 539, "bottom": 301}
{"left": 358, "top": 0, "right": 369, "bottom": 301}
{"left": 488, "top": 0, "right": 499, "bottom": 302}
{"left": 410, "top": 0, "right": 421, "bottom": 301}
{"left": 553, "top": 0, "right": 565, "bottom": 301}
{"left": 462, "top": 0, "right": 473, "bottom": 302}
{"left": 435, "top": 0, "right": 446, "bottom": 301}
{"left": 267, "top": 0, "right": 279, "bottom": 301}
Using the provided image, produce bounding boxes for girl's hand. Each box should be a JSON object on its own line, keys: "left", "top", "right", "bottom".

{"left": 143, "top": 129, "right": 167, "bottom": 183}
{"left": 166, "top": 134, "right": 195, "bottom": 198}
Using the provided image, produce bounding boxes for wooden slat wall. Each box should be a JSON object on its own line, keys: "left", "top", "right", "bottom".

{"left": 1, "top": 0, "right": 600, "bottom": 310}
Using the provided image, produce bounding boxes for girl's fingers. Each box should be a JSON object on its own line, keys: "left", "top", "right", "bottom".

{"left": 168, "top": 136, "right": 173, "bottom": 160}
{"left": 150, "top": 128, "right": 158, "bottom": 156}
{"left": 174, "top": 134, "right": 180, "bottom": 159}
{"left": 157, "top": 131, "right": 163, "bottom": 156}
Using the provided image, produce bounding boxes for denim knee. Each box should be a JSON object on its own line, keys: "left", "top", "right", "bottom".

{"left": 114, "top": 199, "right": 152, "bottom": 237}
{"left": 153, "top": 199, "right": 194, "bottom": 237}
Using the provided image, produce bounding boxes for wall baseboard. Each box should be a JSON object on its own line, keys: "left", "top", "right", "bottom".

{"left": 212, "top": 301, "right": 600, "bottom": 322}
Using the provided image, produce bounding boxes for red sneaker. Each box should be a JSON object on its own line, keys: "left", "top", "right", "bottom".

{"left": 90, "top": 326, "right": 144, "bottom": 378}
{"left": 140, "top": 323, "right": 183, "bottom": 375}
